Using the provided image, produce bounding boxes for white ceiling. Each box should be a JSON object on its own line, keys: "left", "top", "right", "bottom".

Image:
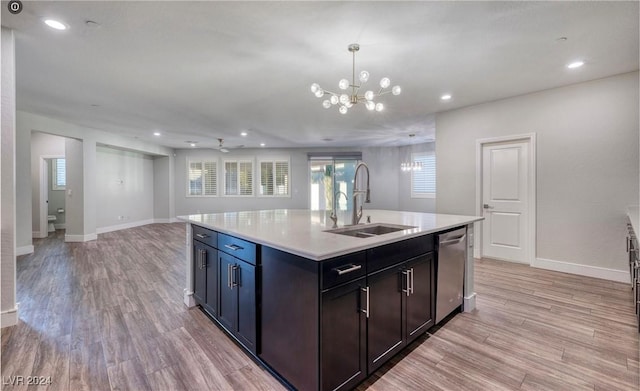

{"left": 1, "top": 1, "right": 638, "bottom": 149}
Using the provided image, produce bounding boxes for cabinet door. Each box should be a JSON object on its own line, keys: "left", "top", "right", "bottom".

{"left": 405, "top": 253, "right": 434, "bottom": 344}
{"left": 204, "top": 247, "right": 219, "bottom": 317}
{"left": 321, "top": 278, "right": 367, "bottom": 391}
{"left": 218, "top": 252, "right": 238, "bottom": 332}
{"left": 367, "top": 264, "right": 405, "bottom": 373}
{"left": 193, "top": 242, "right": 208, "bottom": 305}
{"left": 236, "top": 260, "right": 257, "bottom": 353}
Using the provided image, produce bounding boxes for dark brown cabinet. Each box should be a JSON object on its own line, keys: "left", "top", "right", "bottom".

{"left": 218, "top": 249, "right": 258, "bottom": 353}
{"left": 405, "top": 254, "right": 434, "bottom": 343}
{"left": 192, "top": 225, "right": 258, "bottom": 354}
{"left": 366, "top": 252, "right": 434, "bottom": 375}
{"left": 193, "top": 230, "right": 218, "bottom": 318}
{"left": 321, "top": 276, "right": 367, "bottom": 391}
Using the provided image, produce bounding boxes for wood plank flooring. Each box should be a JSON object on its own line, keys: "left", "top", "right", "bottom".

{"left": 2, "top": 224, "right": 638, "bottom": 390}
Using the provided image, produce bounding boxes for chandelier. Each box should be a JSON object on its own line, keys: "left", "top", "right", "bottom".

{"left": 401, "top": 162, "right": 423, "bottom": 172}
{"left": 310, "top": 43, "right": 401, "bottom": 114}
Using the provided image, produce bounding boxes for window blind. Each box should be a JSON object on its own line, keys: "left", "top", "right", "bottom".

{"left": 52, "top": 158, "right": 66, "bottom": 189}
{"left": 411, "top": 153, "right": 436, "bottom": 197}
{"left": 188, "top": 160, "right": 217, "bottom": 196}
{"left": 259, "top": 160, "right": 289, "bottom": 196}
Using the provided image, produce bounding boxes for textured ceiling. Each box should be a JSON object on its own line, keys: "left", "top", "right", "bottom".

{"left": 1, "top": 1, "right": 638, "bottom": 149}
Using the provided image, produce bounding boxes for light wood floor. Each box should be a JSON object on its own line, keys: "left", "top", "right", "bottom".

{"left": 2, "top": 224, "right": 638, "bottom": 390}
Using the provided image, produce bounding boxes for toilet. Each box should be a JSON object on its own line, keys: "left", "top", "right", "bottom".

{"left": 47, "top": 215, "right": 57, "bottom": 233}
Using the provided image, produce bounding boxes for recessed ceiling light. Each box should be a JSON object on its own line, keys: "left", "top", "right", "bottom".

{"left": 153, "top": 132, "right": 161, "bottom": 136}
{"left": 441, "top": 94, "right": 452, "bottom": 101}
{"left": 240, "top": 131, "right": 248, "bottom": 137}
{"left": 190, "top": 143, "right": 197, "bottom": 147}
{"left": 260, "top": 143, "right": 266, "bottom": 147}
{"left": 567, "top": 61, "right": 584, "bottom": 69}
{"left": 44, "top": 19, "right": 67, "bottom": 30}
{"left": 185, "top": 141, "right": 198, "bottom": 147}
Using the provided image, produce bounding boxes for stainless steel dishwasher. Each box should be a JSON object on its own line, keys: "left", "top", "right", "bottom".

{"left": 435, "top": 227, "right": 467, "bottom": 324}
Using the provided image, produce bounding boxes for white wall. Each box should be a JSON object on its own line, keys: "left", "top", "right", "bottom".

{"left": 30, "top": 132, "right": 65, "bottom": 235}
{"left": 15, "top": 111, "right": 175, "bottom": 246}
{"left": 437, "top": 71, "right": 639, "bottom": 273}
{"left": 96, "top": 146, "right": 154, "bottom": 231}
{"left": 153, "top": 156, "right": 173, "bottom": 221}
{"left": 397, "top": 142, "right": 437, "bottom": 213}
{"left": 1, "top": 27, "right": 18, "bottom": 327}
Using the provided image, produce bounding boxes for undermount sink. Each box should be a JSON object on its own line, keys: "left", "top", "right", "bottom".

{"left": 325, "top": 223, "right": 417, "bottom": 238}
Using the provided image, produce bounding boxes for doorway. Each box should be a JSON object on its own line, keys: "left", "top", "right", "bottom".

{"left": 476, "top": 134, "right": 536, "bottom": 264}
{"left": 38, "top": 156, "right": 66, "bottom": 237}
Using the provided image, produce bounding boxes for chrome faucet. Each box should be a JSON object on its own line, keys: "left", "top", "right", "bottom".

{"left": 329, "top": 191, "right": 349, "bottom": 228}
{"left": 351, "top": 162, "right": 371, "bottom": 225}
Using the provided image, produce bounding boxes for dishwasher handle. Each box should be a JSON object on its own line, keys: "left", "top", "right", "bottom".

{"left": 439, "top": 234, "right": 466, "bottom": 246}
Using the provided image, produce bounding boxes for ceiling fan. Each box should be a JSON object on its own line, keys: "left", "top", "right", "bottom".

{"left": 216, "top": 138, "right": 229, "bottom": 153}
{"left": 214, "top": 138, "right": 244, "bottom": 153}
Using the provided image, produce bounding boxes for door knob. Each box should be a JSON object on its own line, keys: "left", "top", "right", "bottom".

{"left": 483, "top": 204, "right": 493, "bottom": 209}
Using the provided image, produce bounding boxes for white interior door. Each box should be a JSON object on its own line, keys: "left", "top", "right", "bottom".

{"left": 481, "top": 141, "right": 529, "bottom": 263}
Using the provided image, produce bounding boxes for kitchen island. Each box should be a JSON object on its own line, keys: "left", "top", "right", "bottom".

{"left": 179, "top": 209, "right": 482, "bottom": 391}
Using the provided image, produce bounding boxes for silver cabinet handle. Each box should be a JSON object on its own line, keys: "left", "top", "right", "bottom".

{"left": 227, "top": 263, "right": 232, "bottom": 288}
{"left": 195, "top": 233, "right": 208, "bottom": 239}
{"left": 200, "top": 249, "right": 207, "bottom": 269}
{"left": 231, "top": 265, "right": 239, "bottom": 288}
{"left": 409, "top": 267, "right": 414, "bottom": 295}
{"left": 440, "top": 234, "right": 466, "bottom": 246}
{"left": 360, "top": 287, "right": 369, "bottom": 318}
{"left": 334, "top": 264, "right": 362, "bottom": 275}
{"left": 224, "top": 244, "right": 244, "bottom": 251}
{"left": 628, "top": 236, "right": 631, "bottom": 253}
{"left": 402, "top": 270, "right": 410, "bottom": 296}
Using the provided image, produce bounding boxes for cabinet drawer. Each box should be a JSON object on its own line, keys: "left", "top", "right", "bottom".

{"left": 368, "top": 235, "right": 434, "bottom": 274}
{"left": 192, "top": 225, "right": 217, "bottom": 248}
{"left": 322, "top": 251, "right": 366, "bottom": 290}
{"left": 219, "top": 233, "right": 257, "bottom": 265}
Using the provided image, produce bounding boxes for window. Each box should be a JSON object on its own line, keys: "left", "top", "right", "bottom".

{"left": 308, "top": 153, "right": 362, "bottom": 212}
{"left": 224, "top": 160, "right": 253, "bottom": 196}
{"left": 259, "top": 159, "right": 290, "bottom": 196}
{"left": 187, "top": 160, "right": 217, "bottom": 196}
{"left": 51, "top": 158, "right": 66, "bottom": 190}
{"left": 411, "top": 152, "right": 436, "bottom": 198}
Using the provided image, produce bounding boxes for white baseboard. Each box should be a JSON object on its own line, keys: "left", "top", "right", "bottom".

{"left": 54, "top": 223, "right": 66, "bottom": 229}
{"left": 183, "top": 289, "right": 196, "bottom": 308}
{"left": 153, "top": 218, "right": 171, "bottom": 224}
{"left": 1, "top": 307, "right": 18, "bottom": 328}
{"left": 463, "top": 293, "right": 477, "bottom": 312}
{"left": 65, "top": 233, "right": 98, "bottom": 242}
{"left": 532, "top": 257, "right": 630, "bottom": 283}
{"left": 170, "top": 217, "right": 180, "bottom": 223}
{"left": 16, "top": 245, "right": 34, "bottom": 256}
{"left": 32, "top": 231, "right": 46, "bottom": 239}
{"left": 96, "top": 219, "right": 155, "bottom": 234}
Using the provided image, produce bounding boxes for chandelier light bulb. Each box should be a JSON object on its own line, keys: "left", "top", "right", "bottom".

{"left": 330, "top": 95, "right": 339, "bottom": 105}
{"left": 339, "top": 106, "right": 348, "bottom": 114}
{"left": 375, "top": 103, "right": 384, "bottom": 112}
{"left": 311, "top": 83, "right": 319, "bottom": 93}
{"left": 345, "top": 101, "right": 353, "bottom": 108}
{"left": 365, "top": 101, "right": 376, "bottom": 111}
{"left": 364, "top": 90, "right": 374, "bottom": 101}
{"left": 380, "top": 77, "right": 391, "bottom": 89}
{"left": 322, "top": 100, "right": 331, "bottom": 109}
{"left": 315, "top": 89, "right": 324, "bottom": 98}
{"left": 359, "top": 70, "right": 369, "bottom": 83}
{"left": 338, "top": 79, "right": 350, "bottom": 90}
{"left": 392, "top": 85, "right": 402, "bottom": 95}
{"left": 339, "top": 94, "right": 349, "bottom": 105}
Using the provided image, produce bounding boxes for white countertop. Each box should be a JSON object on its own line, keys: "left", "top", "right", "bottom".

{"left": 628, "top": 206, "right": 639, "bottom": 234}
{"left": 178, "top": 209, "right": 483, "bottom": 261}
